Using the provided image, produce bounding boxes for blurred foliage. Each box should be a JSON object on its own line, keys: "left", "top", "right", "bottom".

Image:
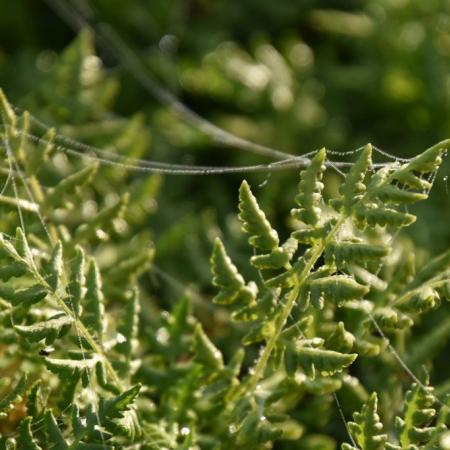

{"left": 0, "top": 0, "right": 449, "bottom": 448}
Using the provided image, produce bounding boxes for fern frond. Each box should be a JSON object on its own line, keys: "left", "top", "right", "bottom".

{"left": 408, "top": 248, "right": 450, "bottom": 290}
{"left": 395, "top": 383, "right": 445, "bottom": 449}
{"left": 14, "top": 316, "right": 73, "bottom": 344}
{"left": 193, "top": 323, "right": 224, "bottom": 372}
{"left": 342, "top": 393, "right": 387, "bottom": 450}
{"left": 114, "top": 288, "right": 140, "bottom": 377}
{"left": 46, "top": 241, "right": 63, "bottom": 291}
{"left": 0, "top": 374, "right": 28, "bottom": 419}
{"left": 210, "top": 237, "right": 257, "bottom": 305}
{"left": 343, "top": 386, "right": 449, "bottom": 450}
{"left": 291, "top": 147, "right": 326, "bottom": 226}
{"left": 0, "top": 88, "right": 17, "bottom": 128}
{"left": 308, "top": 275, "right": 369, "bottom": 309}
{"left": 238, "top": 180, "right": 279, "bottom": 251}
{"left": 0, "top": 262, "right": 27, "bottom": 281}
{"left": 326, "top": 322, "right": 355, "bottom": 353}
{"left": 66, "top": 246, "right": 85, "bottom": 316}
{"left": 0, "top": 284, "right": 47, "bottom": 307}
{"left": 337, "top": 144, "right": 372, "bottom": 212}
{"left": 17, "top": 417, "right": 42, "bottom": 450}
{"left": 82, "top": 259, "right": 105, "bottom": 343}
{"left": 44, "top": 410, "right": 68, "bottom": 449}
{"left": 286, "top": 344, "right": 357, "bottom": 379}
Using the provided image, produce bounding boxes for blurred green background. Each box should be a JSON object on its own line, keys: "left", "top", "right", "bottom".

{"left": 0, "top": 1, "right": 449, "bottom": 446}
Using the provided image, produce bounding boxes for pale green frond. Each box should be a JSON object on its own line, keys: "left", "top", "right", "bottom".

{"left": 309, "top": 275, "right": 369, "bottom": 309}
{"left": 193, "top": 323, "right": 224, "bottom": 372}
{"left": 66, "top": 246, "right": 86, "bottom": 316}
{"left": 396, "top": 383, "right": 444, "bottom": 448}
{"left": 210, "top": 237, "right": 257, "bottom": 305}
{"left": 15, "top": 316, "right": 73, "bottom": 344}
{"left": 238, "top": 180, "right": 279, "bottom": 251}
{"left": 0, "top": 374, "right": 28, "bottom": 418}
{"left": 286, "top": 344, "right": 357, "bottom": 379}
{"left": 47, "top": 241, "right": 63, "bottom": 292}
{"left": 342, "top": 393, "right": 387, "bottom": 450}
{"left": 337, "top": 144, "right": 372, "bottom": 212}
{"left": 17, "top": 417, "right": 42, "bottom": 450}
{"left": 82, "top": 259, "right": 105, "bottom": 343}
{"left": 291, "top": 147, "right": 326, "bottom": 226}
{"left": 115, "top": 288, "right": 140, "bottom": 376}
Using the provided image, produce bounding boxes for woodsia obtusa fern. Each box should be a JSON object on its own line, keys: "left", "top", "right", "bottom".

{"left": 0, "top": 30, "right": 450, "bottom": 450}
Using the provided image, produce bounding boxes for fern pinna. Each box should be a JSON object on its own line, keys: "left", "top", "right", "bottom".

{"left": 0, "top": 46, "right": 450, "bottom": 450}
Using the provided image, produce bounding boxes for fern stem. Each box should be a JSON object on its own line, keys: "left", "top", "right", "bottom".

{"left": 238, "top": 217, "right": 346, "bottom": 399}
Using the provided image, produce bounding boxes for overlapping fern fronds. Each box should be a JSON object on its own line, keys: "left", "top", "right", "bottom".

{"left": 0, "top": 30, "right": 449, "bottom": 450}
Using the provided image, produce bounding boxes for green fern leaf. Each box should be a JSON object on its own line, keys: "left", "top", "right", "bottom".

{"left": 99, "top": 384, "right": 142, "bottom": 441}
{"left": 15, "top": 228, "right": 33, "bottom": 262}
{"left": 397, "top": 286, "right": 440, "bottom": 313}
{"left": 242, "top": 320, "right": 276, "bottom": 345}
{"left": 371, "top": 307, "right": 413, "bottom": 331}
{"left": 0, "top": 284, "right": 47, "bottom": 307}
{"left": 395, "top": 144, "right": 444, "bottom": 176}
{"left": 235, "top": 412, "right": 281, "bottom": 447}
{"left": 354, "top": 204, "right": 416, "bottom": 229}
{"left": 193, "top": 323, "right": 224, "bottom": 372}
{"left": 44, "top": 410, "right": 68, "bottom": 449}
{"left": 82, "top": 259, "right": 105, "bottom": 343}
{"left": 0, "top": 232, "right": 23, "bottom": 262}
{"left": 66, "top": 246, "right": 85, "bottom": 316}
{"left": 326, "top": 322, "right": 355, "bottom": 353}
{"left": 17, "top": 417, "right": 42, "bottom": 450}
{"left": 25, "top": 381, "right": 42, "bottom": 418}
{"left": 309, "top": 275, "right": 369, "bottom": 309}
{"left": 377, "top": 184, "right": 428, "bottom": 204}
{"left": 408, "top": 249, "right": 450, "bottom": 290}
{"left": 115, "top": 288, "right": 140, "bottom": 376}
{"left": 396, "top": 383, "right": 445, "bottom": 448}
{"left": 44, "top": 357, "right": 97, "bottom": 392}
{"left": 291, "top": 147, "right": 326, "bottom": 226}
{"left": 210, "top": 237, "right": 257, "bottom": 305}
{"left": 15, "top": 316, "right": 73, "bottom": 343}
{"left": 291, "top": 345, "right": 357, "bottom": 379}
{"left": 291, "top": 219, "right": 336, "bottom": 244}
{"left": 95, "top": 361, "right": 121, "bottom": 395}
{"left": 0, "top": 263, "right": 27, "bottom": 281}
{"left": 250, "top": 247, "right": 291, "bottom": 270}
{"left": 337, "top": 144, "right": 372, "bottom": 212}
{"left": 342, "top": 393, "right": 387, "bottom": 450}
{"left": 238, "top": 180, "right": 279, "bottom": 251}
{"left": 0, "top": 374, "right": 28, "bottom": 418}
{"left": 325, "top": 241, "right": 389, "bottom": 268}
{"left": 47, "top": 241, "right": 63, "bottom": 292}
{"left": 0, "top": 88, "right": 16, "bottom": 128}
{"left": 101, "top": 384, "right": 141, "bottom": 416}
